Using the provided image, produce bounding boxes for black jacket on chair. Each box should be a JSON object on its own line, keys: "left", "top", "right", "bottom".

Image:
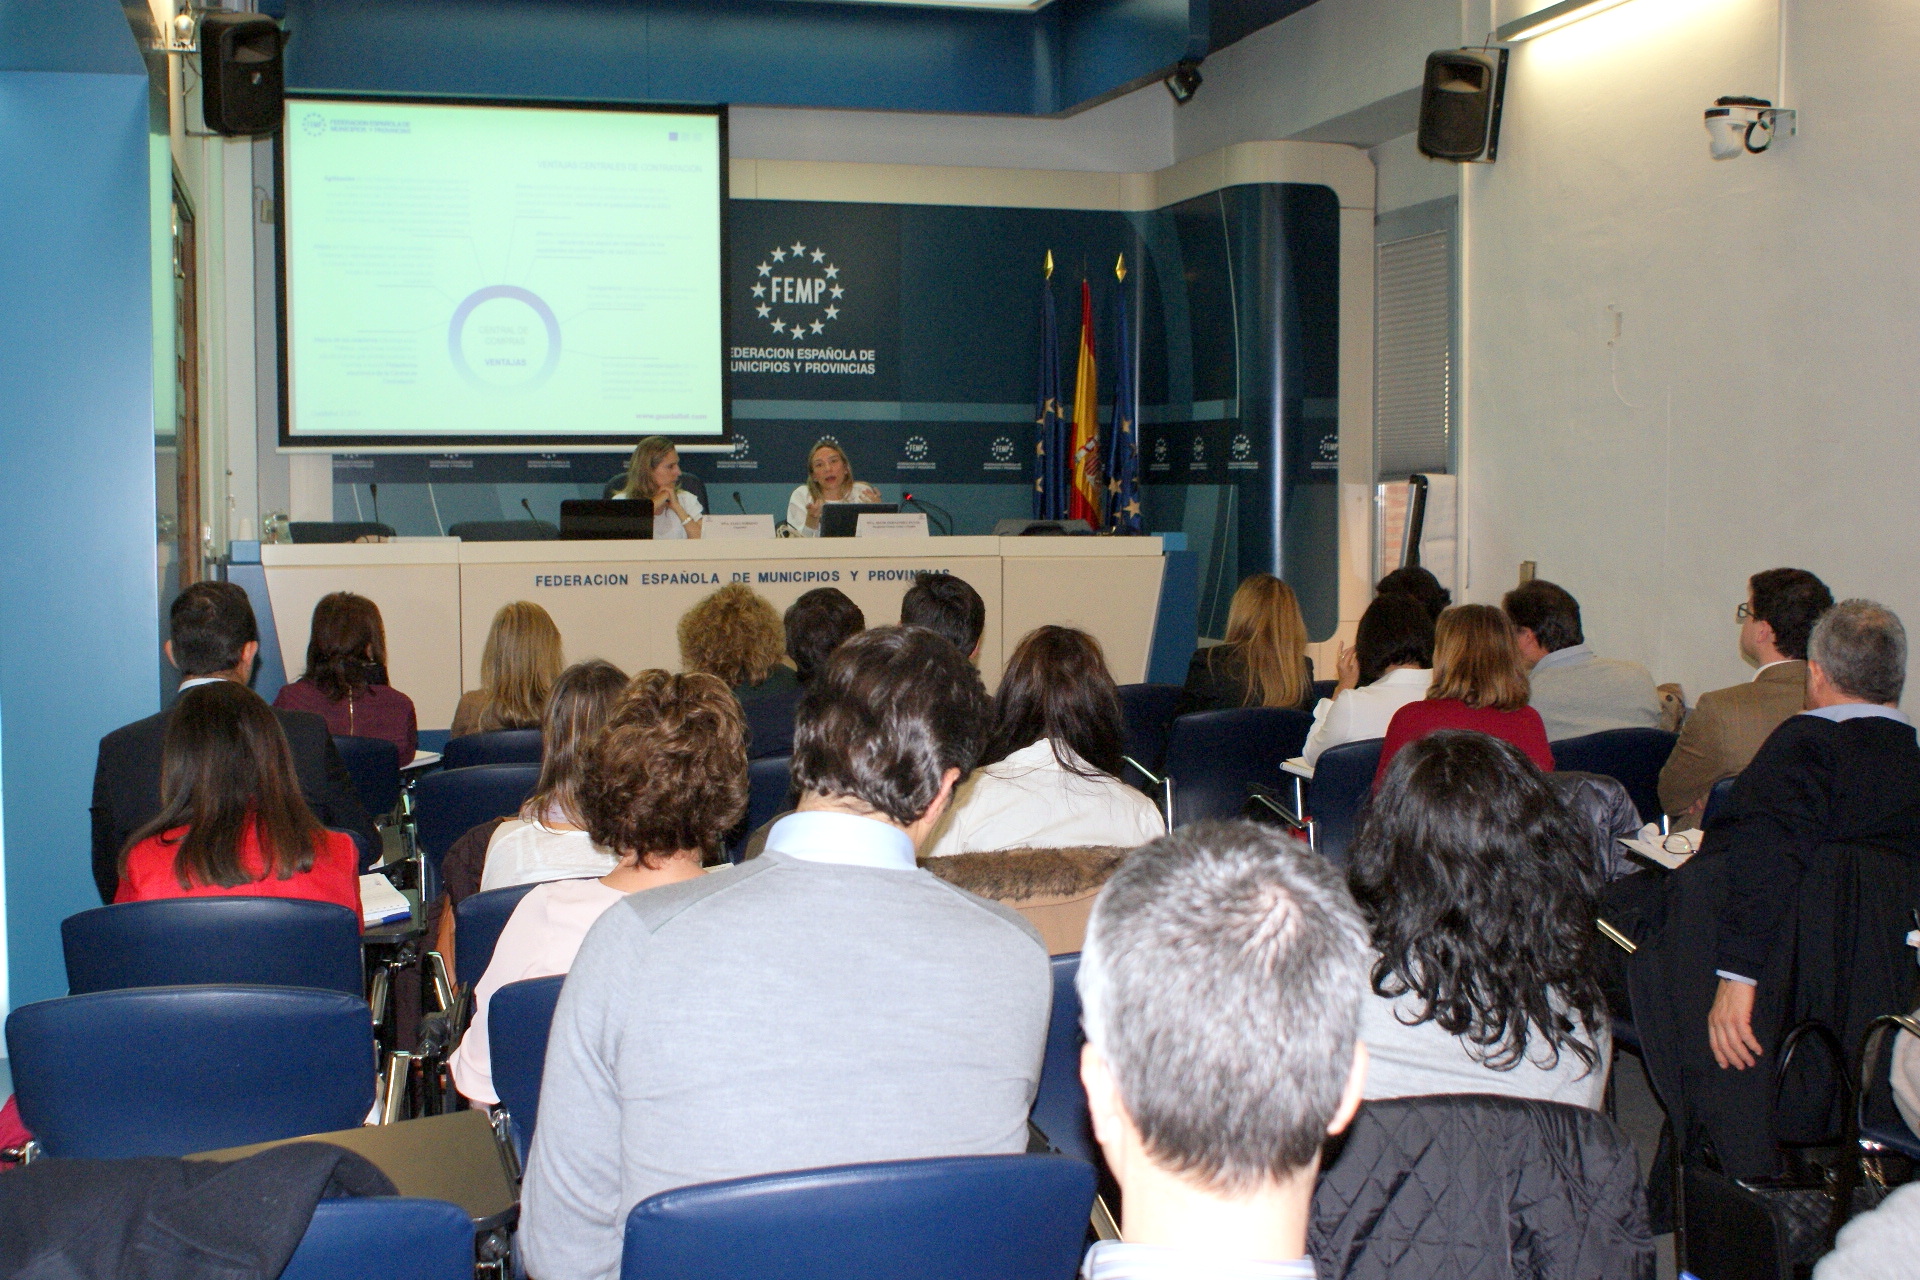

{"left": 90, "top": 698, "right": 379, "bottom": 903}
{"left": 1310, "top": 1094, "right": 1655, "bottom": 1280}
{"left": 1176, "top": 644, "right": 1315, "bottom": 716}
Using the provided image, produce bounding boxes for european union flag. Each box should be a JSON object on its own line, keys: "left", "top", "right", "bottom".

{"left": 1033, "top": 252, "right": 1067, "bottom": 520}
{"left": 1106, "top": 255, "right": 1142, "bottom": 534}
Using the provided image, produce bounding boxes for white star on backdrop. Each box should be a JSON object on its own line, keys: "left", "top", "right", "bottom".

{"left": 824, "top": 305, "right": 839, "bottom": 319}
{"left": 810, "top": 320, "right": 824, "bottom": 334}
{"left": 772, "top": 320, "right": 786, "bottom": 334}
{"left": 771, "top": 247, "right": 786, "bottom": 262}
{"left": 810, "top": 248, "right": 825, "bottom": 263}
{"left": 824, "top": 265, "right": 839, "bottom": 279}
{"left": 756, "top": 304, "right": 771, "bottom": 318}
{"left": 829, "top": 284, "right": 844, "bottom": 298}
{"left": 751, "top": 283, "right": 765, "bottom": 298}
{"left": 791, "top": 241, "right": 806, "bottom": 255}
{"left": 756, "top": 262, "right": 770, "bottom": 277}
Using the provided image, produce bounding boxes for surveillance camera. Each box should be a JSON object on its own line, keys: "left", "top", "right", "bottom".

{"left": 1164, "top": 59, "right": 1204, "bottom": 106}
{"left": 1705, "top": 95, "right": 1773, "bottom": 159}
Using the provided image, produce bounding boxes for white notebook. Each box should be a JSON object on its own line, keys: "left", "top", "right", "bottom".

{"left": 359, "top": 873, "right": 412, "bottom": 926}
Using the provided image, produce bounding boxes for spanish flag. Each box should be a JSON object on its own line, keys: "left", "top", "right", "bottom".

{"left": 1067, "top": 280, "right": 1102, "bottom": 526}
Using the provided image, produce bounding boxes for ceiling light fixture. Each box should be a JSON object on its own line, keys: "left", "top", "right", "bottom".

{"left": 1496, "top": 0, "right": 1635, "bottom": 42}
{"left": 1164, "top": 58, "right": 1204, "bottom": 105}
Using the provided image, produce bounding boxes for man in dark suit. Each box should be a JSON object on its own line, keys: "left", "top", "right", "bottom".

{"left": 90, "top": 581, "right": 379, "bottom": 902}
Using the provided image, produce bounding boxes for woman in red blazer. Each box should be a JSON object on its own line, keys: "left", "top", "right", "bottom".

{"left": 117, "top": 681, "right": 359, "bottom": 923}
{"left": 1376, "top": 603, "right": 1554, "bottom": 785}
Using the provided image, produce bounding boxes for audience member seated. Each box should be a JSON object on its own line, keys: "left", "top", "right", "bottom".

{"left": 521, "top": 627, "right": 1050, "bottom": 1280}
{"left": 1300, "top": 593, "right": 1434, "bottom": 765}
{"left": 451, "top": 600, "right": 564, "bottom": 738}
{"left": 478, "top": 660, "right": 629, "bottom": 892}
{"left": 1350, "top": 731, "right": 1609, "bottom": 1108}
{"left": 1375, "top": 563, "right": 1451, "bottom": 623}
{"left": 924, "top": 626, "right": 1165, "bottom": 856}
{"left": 1503, "top": 579, "right": 1661, "bottom": 741}
{"left": 449, "top": 670, "right": 744, "bottom": 1105}
{"left": 920, "top": 845, "right": 1123, "bottom": 954}
{"left": 1658, "top": 567, "right": 1833, "bottom": 825}
{"left": 899, "top": 570, "right": 986, "bottom": 660}
{"left": 1611, "top": 600, "right": 1920, "bottom": 1178}
{"left": 272, "top": 591, "right": 418, "bottom": 765}
{"left": 1077, "top": 821, "right": 1369, "bottom": 1277}
{"left": 679, "top": 582, "right": 799, "bottom": 703}
{"left": 92, "top": 582, "right": 375, "bottom": 902}
{"left": 115, "top": 681, "right": 360, "bottom": 921}
{"left": 728, "top": 586, "right": 865, "bottom": 759}
{"left": 1376, "top": 604, "right": 1553, "bottom": 782}
{"left": 1178, "top": 573, "right": 1317, "bottom": 715}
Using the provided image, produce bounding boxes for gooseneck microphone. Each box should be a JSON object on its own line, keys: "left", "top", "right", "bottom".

{"left": 369, "top": 483, "right": 380, "bottom": 526}
{"left": 733, "top": 491, "right": 747, "bottom": 514}
{"left": 521, "top": 498, "right": 539, "bottom": 523}
{"left": 901, "top": 492, "right": 954, "bottom": 536}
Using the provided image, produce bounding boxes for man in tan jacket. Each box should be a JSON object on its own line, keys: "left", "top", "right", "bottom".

{"left": 1659, "top": 568, "right": 1833, "bottom": 824}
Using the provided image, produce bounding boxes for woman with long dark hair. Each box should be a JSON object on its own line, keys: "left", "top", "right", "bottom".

{"left": 1300, "top": 593, "right": 1434, "bottom": 765}
{"left": 117, "top": 681, "right": 359, "bottom": 918}
{"left": 274, "top": 592, "right": 418, "bottom": 763}
{"left": 1348, "top": 730, "right": 1608, "bottom": 1106}
{"left": 924, "top": 626, "right": 1164, "bottom": 855}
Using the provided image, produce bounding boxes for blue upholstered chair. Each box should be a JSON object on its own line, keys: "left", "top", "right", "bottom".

{"left": 6, "top": 985, "right": 377, "bottom": 1158}
{"left": 1548, "top": 727, "right": 1678, "bottom": 825}
{"left": 1030, "top": 952, "right": 1094, "bottom": 1165}
{"left": 280, "top": 1198, "right": 476, "bottom": 1280}
{"left": 727, "top": 754, "right": 793, "bottom": 862}
{"left": 1116, "top": 683, "right": 1184, "bottom": 782}
{"left": 489, "top": 973, "right": 566, "bottom": 1163}
{"left": 413, "top": 764, "right": 541, "bottom": 895}
{"left": 1702, "top": 774, "right": 1738, "bottom": 828}
{"left": 453, "top": 881, "right": 543, "bottom": 991}
{"left": 62, "top": 898, "right": 364, "bottom": 997}
{"left": 620, "top": 1154, "right": 1096, "bottom": 1280}
{"left": 442, "top": 729, "right": 544, "bottom": 771}
{"left": 1306, "top": 737, "right": 1383, "bottom": 867}
{"left": 333, "top": 734, "right": 403, "bottom": 819}
{"left": 1163, "top": 707, "right": 1314, "bottom": 827}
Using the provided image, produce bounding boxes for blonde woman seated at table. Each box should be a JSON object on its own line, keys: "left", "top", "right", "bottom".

{"left": 451, "top": 601, "right": 564, "bottom": 739}
{"left": 925, "top": 626, "right": 1164, "bottom": 856}
{"left": 787, "top": 438, "right": 880, "bottom": 536}
{"left": 615, "top": 436, "right": 704, "bottom": 539}
{"left": 451, "top": 670, "right": 747, "bottom": 1105}
{"left": 479, "top": 660, "right": 629, "bottom": 891}
{"left": 1301, "top": 593, "right": 1435, "bottom": 765}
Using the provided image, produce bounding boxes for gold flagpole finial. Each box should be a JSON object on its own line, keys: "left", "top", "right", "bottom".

{"left": 1115, "top": 253, "right": 1127, "bottom": 283}
{"left": 1044, "top": 250, "right": 1054, "bottom": 280}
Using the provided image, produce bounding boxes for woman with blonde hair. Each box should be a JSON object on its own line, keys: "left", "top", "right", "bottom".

{"left": 1374, "top": 603, "right": 1553, "bottom": 783}
{"left": 451, "top": 601, "right": 564, "bottom": 737}
{"left": 678, "top": 583, "right": 798, "bottom": 701}
{"left": 786, "top": 438, "right": 881, "bottom": 536}
{"left": 1178, "top": 573, "right": 1316, "bottom": 714}
{"left": 617, "top": 436, "right": 705, "bottom": 540}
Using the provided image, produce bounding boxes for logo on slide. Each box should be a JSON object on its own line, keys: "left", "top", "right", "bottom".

{"left": 751, "top": 241, "right": 844, "bottom": 340}
{"left": 301, "top": 113, "right": 326, "bottom": 137}
{"left": 447, "top": 286, "right": 562, "bottom": 391}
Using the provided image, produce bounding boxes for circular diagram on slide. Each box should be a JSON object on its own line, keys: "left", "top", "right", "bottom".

{"left": 448, "top": 286, "right": 561, "bottom": 390}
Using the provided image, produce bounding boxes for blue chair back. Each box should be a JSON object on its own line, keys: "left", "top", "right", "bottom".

{"left": 1308, "top": 738, "right": 1384, "bottom": 867}
{"left": 442, "top": 729, "right": 544, "bottom": 770}
{"left": 728, "top": 754, "right": 793, "bottom": 861}
{"left": 1702, "top": 774, "right": 1738, "bottom": 828}
{"left": 490, "top": 973, "right": 566, "bottom": 1163}
{"left": 1116, "top": 683, "right": 1184, "bottom": 778}
{"left": 1548, "top": 727, "right": 1678, "bottom": 825}
{"left": 1030, "top": 953, "right": 1093, "bottom": 1164}
{"left": 6, "top": 985, "right": 376, "bottom": 1158}
{"left": 280, "top": 1197, "right": 476, "bottom": 1280}
{"left": 413, "top": 764, "right": 542, "bottom": 882}
{"left": 1163, "top": 707, "right": 1314, "bottom": 827}
{"left": 454, "top": 881, "right": 542, "bottom": 990}
{"left": 332, "top": 735, "right": 402, "bottom": 817}
{"left": 621, "top": 1154, "right": 1096, "bottom": 1280}
{"left": 62, "top": 898, "right": 364, "bottom": 997}
{"left": 1310, "top": 678, "right": 1337, "bottom": 704}
{"left": 742, "top": 690, "right": 800, "bottom": 760}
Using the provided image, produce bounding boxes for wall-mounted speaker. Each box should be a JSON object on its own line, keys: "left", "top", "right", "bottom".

{"left": 201, "top": 14, "right": 285, "bottom": 137}
{"left": 1417, "top": 48, "right": 1509, "bottom": 163}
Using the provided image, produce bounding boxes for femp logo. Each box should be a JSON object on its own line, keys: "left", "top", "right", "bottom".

{"left": 1189, "top": 437, "right": 1209, "bottom": 471}
{"left": 301, "top": 112, "right": 326, "bottom": 137}
{"left": 751, "top": 240, "right": 844, "bottom": 340}
{"left": 898, "top": 434, "right": 935, "bottom": 472}
{"left": 1149, "top": 435, "right": 1171, "bottom": 473}
{"left": 1229, "top": 432, "right": 1259, "bottom": 472}
{"left": 984, "top": 434, "right": 1020, "bottom": 473}
{"left": 991, "top": 436, "right": 1015, "bottom": 463}
{"left": 715, "top": 431, "right": 758, "bottom": 472}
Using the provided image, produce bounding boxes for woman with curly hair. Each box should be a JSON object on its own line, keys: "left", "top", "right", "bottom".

{"left": 451, "top": 669, "right": 747, "bottom": 1105}
{"left": 1347, "top": 729, "right": 1609, "bottom": 1107}
{"left": 678, "top": 583, "right": 798, "bottom": 703}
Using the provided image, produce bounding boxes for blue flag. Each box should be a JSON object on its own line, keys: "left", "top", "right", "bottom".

{"left": 1106, "top": 257, "right": 1142, "bottom": 534}
{"left": 1034, "top": 254, "right": 1066, "bottom": 520}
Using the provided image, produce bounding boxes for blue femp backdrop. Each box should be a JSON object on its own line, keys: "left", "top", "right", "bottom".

{"left": 338, "top": 184, "right": 1341, "bottom": 637}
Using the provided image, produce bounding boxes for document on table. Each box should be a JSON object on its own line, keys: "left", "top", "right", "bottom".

{"left": 1618, "top": 825, "right": 1704, "bottom": 871}
{"left": 360, "top": 873, "right": 413, "bottom": 926}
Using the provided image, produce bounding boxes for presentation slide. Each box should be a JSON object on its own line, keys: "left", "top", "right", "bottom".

{"left": 279, "top": 96, "right": 727, "bottom": 449}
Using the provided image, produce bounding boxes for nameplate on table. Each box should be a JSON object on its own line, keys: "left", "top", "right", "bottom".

{"left": 855, "top": 512, "right": 930, "bottom": 538}
{"left": 702, "top": 514, "right": 775, "bottom": 540}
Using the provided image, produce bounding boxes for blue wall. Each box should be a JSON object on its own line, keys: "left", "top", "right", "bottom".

{"left": 0, "top": 62, "right": 159, "bottom": 1010}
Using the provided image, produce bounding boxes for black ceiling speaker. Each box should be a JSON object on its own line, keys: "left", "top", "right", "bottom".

{"left": 1417, "top": 48, "right": 1509, "bottom": 162}
{"left": 201, "top": 14, "right": 285, "bottom": 137}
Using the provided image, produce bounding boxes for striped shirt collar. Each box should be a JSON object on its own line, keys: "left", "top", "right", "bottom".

{"left": 1082, "top": 1241, "right": 1315, "bottom": 1280}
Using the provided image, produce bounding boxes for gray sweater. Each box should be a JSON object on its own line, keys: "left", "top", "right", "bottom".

{"left": 1526, "top": 644, "right": 1662, "bottom": 742}
{"left": 519, "top": 850, "right": 1052, "bottom": 1280}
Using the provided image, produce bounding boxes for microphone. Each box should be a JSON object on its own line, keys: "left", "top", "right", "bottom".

{"left": 901, "top": 492, "right": 954, "bottom": 536}
{"left": 733, "top": 491, "right": 747, "bottom": 514}
{"left": 521, "top": 498, "right": 539, "bottom": 523}
{"left": 369, "top": 483, "right": 380, "bottom": 526}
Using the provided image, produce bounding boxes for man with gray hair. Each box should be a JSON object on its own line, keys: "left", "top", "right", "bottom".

{"left": 1077, "top": 821, "right": 1370, "bottom": 1278}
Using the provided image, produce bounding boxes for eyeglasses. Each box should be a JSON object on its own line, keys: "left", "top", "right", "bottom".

{"left": 1735, "top": 602, "right": 1754, "bottom": 622}
{"left": 1662, "top": 833, "right": 1699, "bottom": 855}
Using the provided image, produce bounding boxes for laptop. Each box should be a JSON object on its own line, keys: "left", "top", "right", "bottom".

{"left": 559, "top": 499, "right": 654, "bottom": 540}
{"left": 818, "top": 503, "right": 900, "bottom": 538}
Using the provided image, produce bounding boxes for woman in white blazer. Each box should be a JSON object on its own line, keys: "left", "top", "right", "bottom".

{"left": 787, "top": 438, "right": 881, "bottom": 535}
{"left": 1301, "top": 592, "right": 1436, "bottom": 765}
